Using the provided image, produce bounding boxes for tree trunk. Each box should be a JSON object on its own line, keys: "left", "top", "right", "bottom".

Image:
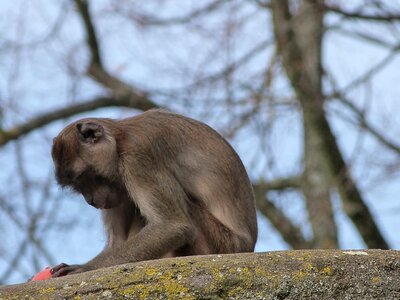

{"left": 270, "top": 0, "right": 388, "bottom": 249}
{"left": 271, "top": 0, "right": 338, "bottom": 248}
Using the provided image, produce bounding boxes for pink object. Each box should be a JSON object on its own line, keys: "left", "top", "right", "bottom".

{"left": 31, "top": 267, "right": 52, "bottom": 281}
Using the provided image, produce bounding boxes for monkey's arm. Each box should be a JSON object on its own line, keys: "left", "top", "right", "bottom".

{"left": 93, "top": 221, "right": 192, "bottom": 266}
{"left": 52, "top": 170, "right": 194, "bottom": 276}
{"left": 52, "top": 221, "right": 193, "bottom": 276}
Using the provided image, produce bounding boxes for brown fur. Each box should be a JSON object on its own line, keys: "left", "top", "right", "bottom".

{"left": 51, "top": 109, "right": 257, "bottom": 277}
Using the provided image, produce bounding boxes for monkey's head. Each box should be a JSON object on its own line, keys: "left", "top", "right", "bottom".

{"left": 52, "top": 118, "right": 125, "bottom": 210}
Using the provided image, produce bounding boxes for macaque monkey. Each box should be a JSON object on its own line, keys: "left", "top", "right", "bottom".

{"left": 51, "top": 109, "right": 257, "bottom": 277}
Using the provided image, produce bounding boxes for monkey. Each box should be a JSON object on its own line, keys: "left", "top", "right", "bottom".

{"left": 50, "top": 109, "right": 257, "bottom": 277}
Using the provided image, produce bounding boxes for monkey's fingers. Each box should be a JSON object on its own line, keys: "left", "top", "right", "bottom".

{"left": 51, "top": 263, "right": 72, "bottom": 277}
{"left": 51, "top": 263, "right": 86, "bottom": 277}
{"left": 51, "top": 263, "right": 69, "bottom": 274}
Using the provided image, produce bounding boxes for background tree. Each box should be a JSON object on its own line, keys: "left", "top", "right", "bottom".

{"left": 1, "top": 0, "right": 399, "bottom": 284}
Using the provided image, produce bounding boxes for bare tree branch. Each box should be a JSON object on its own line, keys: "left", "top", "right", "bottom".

{"left": 254, "top": 183, "right": 312, "bottom": 249}
{"left": 185, "top": 39, "right": 273, "bottom": 90}
{"left": 254, "top": 0, "right": 271, "bottom": 9}
{"left": 0, "top": 239, "right": 29, "bottom": 284}
{"left": 119, "top": 0, "right": 231, "bottom": 27}
{"left": 328, "top": 87, "right": 400, "bottom": 156}
{"left": 329, "top": 27, "right": 395, "bottom": 49}
{"left": 0, "top": 0, "right": 162, "bottom": 147}
{"left": 256, "top": 177, "right": 302, "bottom": 191}
{"left": 0, "top": 95, "right": 158, "bottom": 146}
{"left": 74, "top": 0, "right": 102, "bottom": 67}
{"left": 73, "top": 0, "right": 159, "bottom": 108}
{"left": 325, "top": 3, "right": 400, "bottom": 22}
{"left": 341, "top": 46, "right": 400, "bottom": 95}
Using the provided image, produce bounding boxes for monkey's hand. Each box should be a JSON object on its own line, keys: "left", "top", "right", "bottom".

{"left": 51, "top": 263, "right": 91, "bottom": 277}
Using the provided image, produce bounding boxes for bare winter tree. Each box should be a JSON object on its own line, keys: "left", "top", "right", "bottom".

{"left": 0, "top": 0, "right": 399, "bottom": 284}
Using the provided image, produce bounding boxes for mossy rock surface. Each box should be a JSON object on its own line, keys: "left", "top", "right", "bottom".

{"left": 1, "top": 250, "right": 399, "bottom": 299}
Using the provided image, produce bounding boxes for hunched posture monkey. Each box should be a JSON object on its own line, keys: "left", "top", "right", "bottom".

{"left": 51, "top": 109, "right": 257, "bottom": 277}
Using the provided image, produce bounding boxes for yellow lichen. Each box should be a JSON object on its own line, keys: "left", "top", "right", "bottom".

{"left": 39, "top": 287, "right": 55, "bottom": 295}
{"left": 227, "top": 286, "right": 243, "bottom": 297}
{"left": 120, "top": 269, "right": 193, "bottom": 300}
{"left": 121, "top": 283, "right": 151, "bottom": 299}
{"left": 372, "top": 277, "right": 382, "bottom": 284}
{"left": 293, "top": 262, "right": 316, "bottom": 282}
{"left": 236, "top": 267, "right": 253, "bottom": 287}
{"left": 304, "top": 262, "right": 314, "bottom": 271}
{"left": 145, "top": 267, "right": 159, "bottom": 277}
{"left": 163, "top": 281, "right": 190, "bottom": 299}
{"left": 294, "top": 270, "right": 307, "bottom": 281}
{"left": 321, "top": 266, "right": 332, "bottom": 275}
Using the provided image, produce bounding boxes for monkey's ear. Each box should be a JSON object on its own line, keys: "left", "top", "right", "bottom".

{"left": 76, "top": 122, "right": 104, "bottom": 143}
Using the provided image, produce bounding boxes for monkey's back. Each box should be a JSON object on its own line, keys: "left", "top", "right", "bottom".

{"left": 121, "top": 109, "right": 258, "bottom": 251}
